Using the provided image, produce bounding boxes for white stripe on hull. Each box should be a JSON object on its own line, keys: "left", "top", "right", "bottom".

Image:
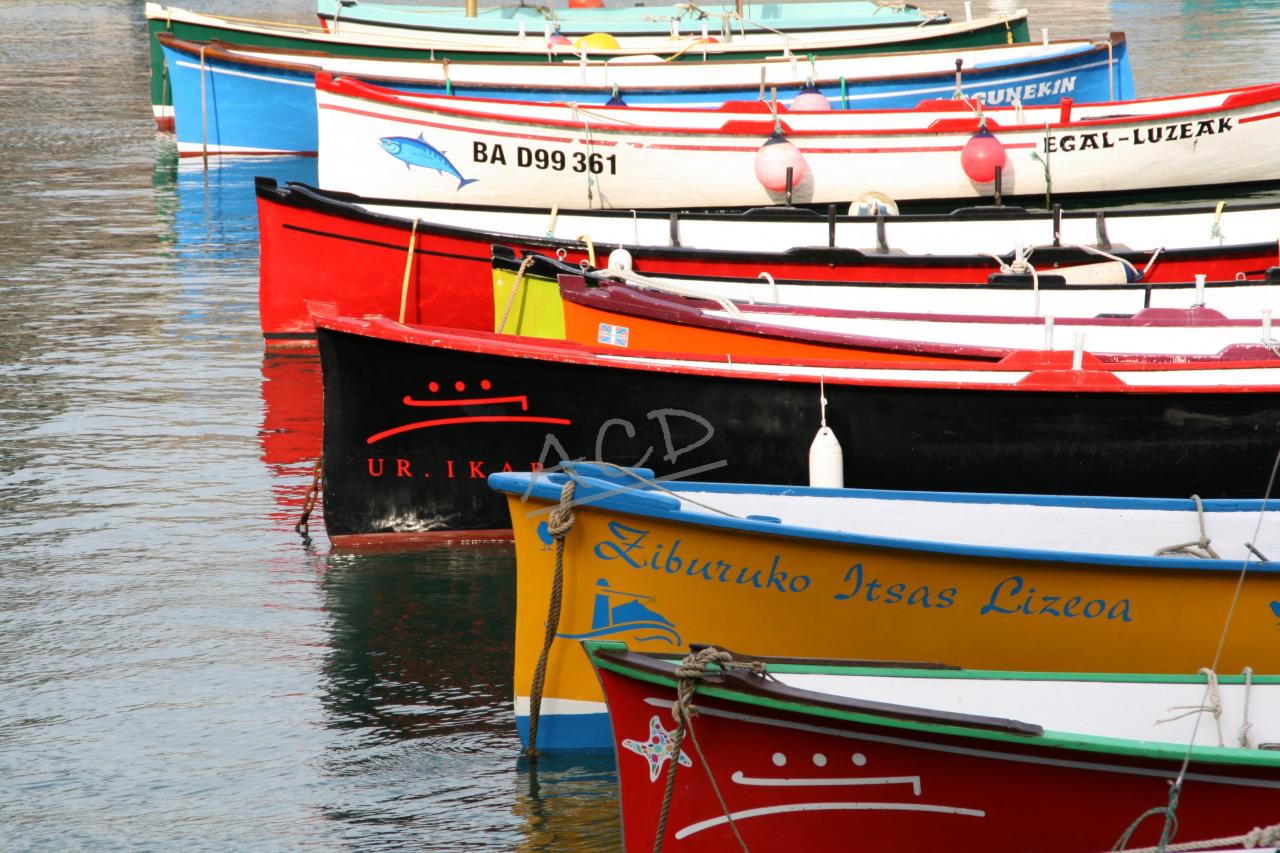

{"left": 353, "top": 197, "right": 1280, "bottom": 258}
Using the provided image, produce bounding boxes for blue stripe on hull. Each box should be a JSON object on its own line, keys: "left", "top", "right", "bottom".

{"left": 515, "top": 712, "right": 614, "bottom": 752}
{"left": 162, "top": 44, "right": 322, "bottom": 154}
{"left": 162, "top": 41, "right": 1132, "bottom": 155}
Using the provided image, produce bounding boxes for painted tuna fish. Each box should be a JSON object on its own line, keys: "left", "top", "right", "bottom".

{"left": 378, "top": 134, "right": 479, "bottom": 190}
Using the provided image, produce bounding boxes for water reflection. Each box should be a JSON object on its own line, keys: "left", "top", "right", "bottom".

{"left": 165, "top": 155, "right": 317, "bottom": 258}
{"left": 260, "top": 352, "right": 323, "bottom": 533}
{"left": 319, "top": 546, "right": 516, "bottom": 740}
{"left": 516, "top": 754, "right": 623, "bottom": 852}
{"left": 8, "top": 0, "right": 1280, "bottom": 849}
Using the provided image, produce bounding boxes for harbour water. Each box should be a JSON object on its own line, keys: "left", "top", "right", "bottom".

{"left": 2, "top": 1, "right": 1280, "bottom": 849}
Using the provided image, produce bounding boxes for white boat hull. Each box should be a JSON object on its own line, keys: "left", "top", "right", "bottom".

{"left": 316, "top": 79, "right": 1280, "bottom": 209}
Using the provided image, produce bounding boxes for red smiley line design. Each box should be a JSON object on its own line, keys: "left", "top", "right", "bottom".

{"left": 366, "top": 414, "right": 572, "bottom": 445}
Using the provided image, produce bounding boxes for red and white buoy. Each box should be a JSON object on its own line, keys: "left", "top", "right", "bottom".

{"left": 960, "top": 122, "right": 1008, "bottom": 183}
{"left": 791, "top": 83, "right": 832, "bottom": 112}
{"left": 755, "top": 127, "right": 809, "bottom": 193}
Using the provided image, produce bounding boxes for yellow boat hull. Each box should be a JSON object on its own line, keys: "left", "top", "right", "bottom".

{"left": 505, "top": 489, "right": 1280, "bottom": 750}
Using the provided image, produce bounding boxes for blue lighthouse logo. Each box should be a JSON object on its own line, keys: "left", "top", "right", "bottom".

{"left": 556, "top": 579, "right": 682, "bottom": 646}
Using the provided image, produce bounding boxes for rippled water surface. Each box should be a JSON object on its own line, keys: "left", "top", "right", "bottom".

{"left": 2, "top": 1, "right": 1280, "bottom": 849}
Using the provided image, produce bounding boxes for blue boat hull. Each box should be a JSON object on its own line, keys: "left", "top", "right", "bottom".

{"left": 162, "top": 40, "right": 1134, "bottom": 156}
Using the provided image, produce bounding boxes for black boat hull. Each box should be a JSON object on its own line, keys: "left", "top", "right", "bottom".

{"left": 318, "top": 326, "right": 1280, "bottom": 539}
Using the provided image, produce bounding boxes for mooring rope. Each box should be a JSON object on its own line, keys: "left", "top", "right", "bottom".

{"left": 983, "top": 250, "right": 1042, "bottom": 314}
{"left": 1114, "top": 821, "right": 1280, "bottom": 853}
{"left": 295, "top": 455, "right": 323, "bottom": 537}
{"left": 1239, "top": 667, "right": 1255, "bottom": 748}
{"left": 1154, "top": 495, "right": 1220, "bottom": 559}
{"left": 1111, "top": 449, "right": 1280, "bottom": 852}
{"left": 1068, "top": 243, "right": 1142, "bottom": 281}
{"left": 523, "top": 478, "right": 576, "bottom": 760}
{"left": 1112, "top": 789, "right": 1182, "bottom": 853}
{"left": 199, "top": 45, "right": 208, "bottom": 166}
{"left": 1210, "top": 200, "right": 1227, "bottom": 243}
{"left": 203, "top": 12, "right": 325, "bottom": 32}
{"left": 398, "top": 218, "right": 419, "bottom": 324}
{"left": 653, "top": 647, "right": 757, "bottom": 853}
{"left": 496, "top": 255, "right": 536, "bottom": 335}
{"left": 672, "top": 2, "right": 712, "bottom": 20}
{"left": 1141, "top": 246, "right": 1164, "bottom": 278}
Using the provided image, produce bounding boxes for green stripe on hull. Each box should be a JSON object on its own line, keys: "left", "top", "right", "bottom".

{"left": 147, "top": 16, "right": 1030, "bottom": 108}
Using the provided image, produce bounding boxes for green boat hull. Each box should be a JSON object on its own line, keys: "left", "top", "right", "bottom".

{"left": 147, "top": 15, "right": 1031, "bottom": 112}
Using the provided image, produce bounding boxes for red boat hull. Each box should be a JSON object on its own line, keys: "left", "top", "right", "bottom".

{"left": 596, "top": 664, "right": 1280, "bottom": 852}
{"left": 255, "top": 179, "right": 1280, "bottom": 347}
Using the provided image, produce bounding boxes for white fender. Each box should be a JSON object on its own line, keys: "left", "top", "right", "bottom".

{"left": 809, "top": 425, "right": 844, "bottom": 488}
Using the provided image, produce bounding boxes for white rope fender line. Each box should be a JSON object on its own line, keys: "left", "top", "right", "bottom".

{"left": 985, "top": 252, "right": 1041, "bottom": 315}
{"left": 600, "top": 264, "right": 745, "bottom": 318}
{"left": 1017, "top": 244, "right": 1151, "bottom": 281}
{"left": 1067, "top": 243, "right": 1142, "bottom": 280}
{"left": 1156, "top": 667, "right": 1225, "bottom": 748}
{"left": 1239, "top": 666, "right": 1255, "bottom": 748}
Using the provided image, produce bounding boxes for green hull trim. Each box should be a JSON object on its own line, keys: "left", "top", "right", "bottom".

{"left": 147, "top": 15, "right": 1030, "bottom": 109}
{"left": 585, "top": 641, "right": 1280, "bottom": 769}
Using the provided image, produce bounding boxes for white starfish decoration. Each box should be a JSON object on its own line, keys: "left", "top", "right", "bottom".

{"left": 622, "top": 715, "right": 693, "bottom": 783}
